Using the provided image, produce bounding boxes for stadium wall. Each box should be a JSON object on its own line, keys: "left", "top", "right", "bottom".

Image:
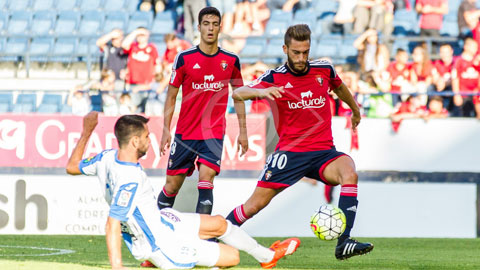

{"left": 0, "top": 175, "right": 476, "bottom": 238}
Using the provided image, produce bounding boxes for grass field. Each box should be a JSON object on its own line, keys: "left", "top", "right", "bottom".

{"left": 0, "top": 235, "right": 479, "bottom": 269}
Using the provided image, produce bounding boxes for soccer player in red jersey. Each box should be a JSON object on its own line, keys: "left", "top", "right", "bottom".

{"left": 157, "top": 7, "right": 248, "bottom": 214}
{"left": 225, "top": 24, "right": 374, "bottom": 260}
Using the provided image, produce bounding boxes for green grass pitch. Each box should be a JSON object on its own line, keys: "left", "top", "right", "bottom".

{"left": 0, "top": 235, "right": 479, "bottom": 269}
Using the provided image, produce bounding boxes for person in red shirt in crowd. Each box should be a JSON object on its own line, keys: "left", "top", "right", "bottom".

{"left": 425, "top": 95, "right": 449, "bottom": 119}
{"left": 415, "top": 0, "right": 448, "bottom": 52}
{"left": 163, "top": 33, "right": 192, "bottom": 67}
{"left": 391, "top": 94, "right": 427, "bottom": 131}
{"left": 157, "top": 7, "right": 248, "bottom": 215}
{"left": 410, "top": 45, "right": 434, "bottom": 105}
{"left": 122, "top": 27, "right": 161, "bottom": 112}
{"left": 452, "top": 37, "right": 480, "bottom": 117}
{"left": 385, "top": 48, "right": 416, "bottom": 105}
{"left": 224, "top": 24, "right": 373, "bottom": 260}
{"left": 433, "top": 43, "right": 456, "bottom": 109}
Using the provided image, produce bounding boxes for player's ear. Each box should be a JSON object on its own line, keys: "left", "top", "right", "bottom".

{"left": 283, "top": 44, "right": 288, "bottom": 55}
{"left": 131, "top": 135, "right": 140, "bottom": 148}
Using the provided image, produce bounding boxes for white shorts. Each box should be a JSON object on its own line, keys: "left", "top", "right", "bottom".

{"left": 148, "top": 208, "right": 220, "bottom": 269}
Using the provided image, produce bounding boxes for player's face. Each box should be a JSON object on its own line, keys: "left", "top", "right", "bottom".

{"left": 136, "top": 125, "right": 151, "bottom": 159}
{"left": 284, "top": 39, "right": 310, "bottom": 73}
{"left": 198, "top": 15, "right": 221, "bottom": 45}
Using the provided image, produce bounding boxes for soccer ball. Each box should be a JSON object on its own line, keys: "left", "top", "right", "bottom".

{"left": 310, "top": 204, "right": 346, "bottom": 241}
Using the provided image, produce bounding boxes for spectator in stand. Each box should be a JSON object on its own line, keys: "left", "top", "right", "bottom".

{"left": 93, "top": 69, "right": 118, "bottom": 116}
{"left": 385, "top": 48, "right": 416, "bottom": 105}
{"left": 353, "top": 28, "right": 390, "bottom": 77}
{"left": 451, "top": 37, "right": 480, "bottom": 117}
{"left": 118, "top": 93, "right": 135, "bottom": 115}
{"left": 96, "top": 29, "right": 128, "bottom": 90}
{"left": 358, "top": 71, "right": 394, "bottom": 118}
{"left": 353, "top": 0, "right": 387, "bottom": 34}
{"left": 68, "top": 85, "right": 91, "bottom": 116}
{"left": 163, "top": 33, "right": 192, "bottom": 69}
{"left": 425, "top": 95, "right": 449, "bottom": 119}
{"left": 122, "top": 27, "right": 160, "bottom": 113}
{"left": 410, "top": 45, "right": 434, "bottom": 105}
{"left": 183, "top": 0, "right": 207, "bottom": 43}
{"left": 457, "top": 0, "right": 480, "bottom": 38}
{"left": 334, "top": 0, "right": 358, "bottom": 34}
{"left": 391, "top": 95, "right": 427, "bottom": 131}
{"left": 140, "top": 0, "right": 168, "bottom": 13}
{"left": 416, "top": 0, "right": 448, "bottom": 42}
{"left": 433, "top": 43, "right": 456, "bottom": 109}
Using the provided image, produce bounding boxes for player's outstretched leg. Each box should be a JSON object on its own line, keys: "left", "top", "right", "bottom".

{"left": 335, "top": 237, "right": 374, "bottom": 260}
{"left": 260, "top": 238, "right": 301, "bottom": 269}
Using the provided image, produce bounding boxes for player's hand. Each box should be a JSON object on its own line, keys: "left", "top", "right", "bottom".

{"left": 260, "top": 86, "right": 284, "bottom": 100}
{"left": 351, "top": 112, "right": 361, "bottom": 132}
{"left": 237, "top": 131, "right": 249, "bottom": 157}
{"left": 160, "top": 130, "right": 171, "bottom": 156}
{"left": 82, "top": 111, "right": 98, "bottom": 135}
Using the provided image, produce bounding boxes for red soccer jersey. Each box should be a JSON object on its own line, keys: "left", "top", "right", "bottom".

{"left": 170, "top": 46, "right": 243, "bottom": 140}
{"left": 409, "top": 61, "right": 434, "bottom": 82}
{"left": 125, "top": 42, "right": 159, "bottom": 84}
{"left": 434, "top": 58, "right": 455, "bottom": 83}
{"left": 251, "top": 60, "right": 343, "bottom": 152}
{"left": 452, "top": 56, "right": 480, "bottom": 92}
{"left": 387, "top": 62, "right": 411, "bottom": 93}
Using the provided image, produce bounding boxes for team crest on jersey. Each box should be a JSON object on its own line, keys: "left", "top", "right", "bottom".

{"left": 221, "top": 61, "right": 228, "bottom": 71}
{"left": 265, "top": 170, "right": 272, "bottom": 180}
{"left": 316, "top": 76, "right": 323, "bottom": 86}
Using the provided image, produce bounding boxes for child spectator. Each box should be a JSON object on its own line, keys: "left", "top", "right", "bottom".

{"left": 391, "top": 95, "right": 427, "bottom": 131}
{"left": 118, "top": 93, "right": 135, "bottom": 115}
{"left": 68, "top": 85, "right": 91, "bottom": 116}
{"left": 425, "top": 95, "right": 449, "bottom": 119}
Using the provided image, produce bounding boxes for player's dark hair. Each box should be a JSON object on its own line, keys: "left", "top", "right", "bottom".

{"left": 114, "top": 115, "right": 149, "bottom": 148}
{"left": 198, "top": 6, "right": 221, "bottom": 24}
{"left": 284, "top": 24, "right": 311, "bottom": 46}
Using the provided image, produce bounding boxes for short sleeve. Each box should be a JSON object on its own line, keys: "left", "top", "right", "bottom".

{"left": 109, "top": 182, "right": 139, "bottom": 221}
{"left": 230, "top": 56, "right": 244, "bottom": 88}
{"left": 78, "top": 151, "right": 107, "bottom": 176}
{"left": 170, "top": 53, "right": 185, "bottom": 88}
{"left": 328, "top": 64, "right": 343, "bottom": 90}
{"left": 248, "top": 69, "right": 275, "bottom": 89}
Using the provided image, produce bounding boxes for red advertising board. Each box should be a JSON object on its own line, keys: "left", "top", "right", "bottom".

{"left": 0, "top": 114, "right": 266, "bottom": 170}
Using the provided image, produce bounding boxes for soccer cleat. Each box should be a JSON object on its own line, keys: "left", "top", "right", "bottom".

{"left": 260, "top": 237, "right": 301, "bottom": 269}
{"left": 335, "top": 238, "right": 374, "bottom": 260}
{"left": 140, "top": 260, "right": 156, "bottom": 268}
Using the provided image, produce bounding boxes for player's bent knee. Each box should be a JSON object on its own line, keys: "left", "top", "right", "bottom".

{"left": 216, "top": 245, "right": 240, "bottom": 267}
{"left": 214, "top": 215, "right": 228, "bottom": 235}
{"left": 341, "top": 170, "right": 358, "bottom": 185}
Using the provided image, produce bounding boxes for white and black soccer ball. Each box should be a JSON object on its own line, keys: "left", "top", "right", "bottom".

{"left": 310, "top": 204, "right": 346, "bottom": 241}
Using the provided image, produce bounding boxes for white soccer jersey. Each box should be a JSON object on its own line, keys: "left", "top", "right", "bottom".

{"left": 79, "top": 149, "right": 216, "bottom": 269}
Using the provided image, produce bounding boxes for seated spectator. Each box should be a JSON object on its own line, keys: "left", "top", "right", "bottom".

{"left": 391, "top": 94, "right": 427, "bottom": 131}
{"left": 425, "top": 95, "right": 449, "bottom": 119}
{"left": 416, "top": 0, "right": 448, "bottom": 43}
{"left": 433, "top": 43, "right": 456, "bottom": 109}
{"left": 353, "top": 0, "right": 387, "bottom": 34}
{"left": 163, "top": 33, "right": 191, "bottom": 69}
{"left": 122, "top": 27, "right": 161, "bottom": 113}
{"left": 353, "top": 28, "right": 390, "bottom": 76}
{"left": 68, "top": 85, "right": 91, "bottom": 116}
{"left": 357, "top": 71, "right": 394, "bottom": 118}
{"left": 385, "top": 48, "right": 416, "bottom": 105}
{"left": 452, "top": 38, "right": 480, "bottom": 117}
{"left": 140, "top": 0, "right": 168, "bottom": 13}
{"left": 96, "top": 29, "right": 128, "bottom": 87}
{"left": 118, "top": 93, "right": 135, "bottom": 115}
{"left": 457, "top": 0, "right": 480, "bottom": 38}
{"left": 93, "top": 69, "right": 118, "bottom": 116}
{"left": 410, "top": 45, "right": 434, "bottom": 105}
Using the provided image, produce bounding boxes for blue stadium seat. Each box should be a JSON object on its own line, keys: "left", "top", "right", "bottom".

{"left": 37, "top": 93, "right": 62, "bottom": 113}
{"left": 104, "top": 0, "right": 126, "bottom": 11}
{"left": 37, "top": 103, "right": 59, "bottom": 113}
{"left": 392, "top": 39, "right": 409, "bottom": 53}
{"left": 60, "top": 104, "right": 73, "bottom": 114}
{"left": 440, "top": 21, "right": 459, "bottom": 37}
{"left": 0, "top": 0, "right": 7, "bottom": 10}
{"left": 12, "top": 93, "right": 37, "bottom": 113}
{"left": 76, "top": 38, "right": 99, "bottom": 58}
{"left": 55, "top": 0, "right": 78, "bottom": 11}
{"left": 0, "top": 92, "right": 13, "bottom": 113}
{"left": 103, "top": 10, "right": 128, "bottom": 33}
{"left": 52, "top": 37, "right": 77, "bottom": 62}
{"left": 31, "top": 10, "right": 56, "bottom": 35}
{"left": 269, "top": 9, "right": 293, "bottom": 24}
{"left": 314, "top": 0, "right": 338, "bottom": 15}
{"left": 2, "top": 37, "right": 28, "bottom": 61}
{"left": 127, "top": 11, "right": 153, "bottom": 32}
{"left": 7, "top": 10, "right": 32, "bottom": 35}
{"left": 0, "top": 11, "right": 7, "bottom": 34}
{"left": 79, "top": 0, "right": 103, "bottom": 11}
{"left": 265, "top": 20, "right": 289, "bottom": 37}
{"left": 153, "top": 41, "right": 166, "bottom": 56}
{"left": 125, "top": 0, "right": 139, "bottom": 12}
{"left": 90, "top": 93, "right": 102, "bottom": 112}
{"left": 29, "top": 37, "right": 54, "bottom": 62}
{"left": 292, "top": 9, "right": 317, "bottom": 32}
{"left": 318, "top": 34, "right": 342, "bottom": 46}
{"left": 55, "top": 10, "right": 80, "bottom": 36}
{"left": 79, "top": 10, "right": 104, "bottom": 35}
{"left": 314, "top": 43, "right": 337, "bottom": 59}
{"left": 0, "top": 37, "right": 5, "bottom": 54}
{"left": 393, "top": 20, "right": 414, "bottom": 36}
{"left": 263, "top": 38, "right": 285, "bottom": 64}
{"left": 448, "top": 0, "right": 462, "bottom": 13}
{"left": 338, "top": 43, "right": 358, "bottom": 62}
{"left": 7, "top": 0, "right": 31, "bottom": 11}
{"left": 240, "top": 37, "right": 267, "bottom": 64}
{"left": 32, "top": 0, "right": 54, "bottom": 10}
{"left": 151, "top": 10, "right": 175, "bottom": 35}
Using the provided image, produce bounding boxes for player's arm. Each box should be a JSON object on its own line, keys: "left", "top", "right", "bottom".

{"left": 106, "top": 216, "right": 126, "bottom": 270}
{"left": 232, "top": 87, "right": 248, "bottom": 156}
{"left": 160, "top": 85, "right": 180, "bottom": 156}
{"left": 66, "top": 112, "right": 99, "bottom": 175}
{"left": 232, "top": 85, "right": 284, "bottom": 101}
{"left": 333, "top": 83, "right": 361, "bottom": 130}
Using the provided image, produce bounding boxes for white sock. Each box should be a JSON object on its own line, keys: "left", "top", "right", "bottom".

{"left": 218, "top": 220, "right": 274, "bottom": 263}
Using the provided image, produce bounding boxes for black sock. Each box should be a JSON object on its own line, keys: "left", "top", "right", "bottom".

{"left": 196, "top": 180, "right": 213, "bottom": 214}
{"left": 157, "top": 187, "right": 177, "bottom": 210}
{"left": 226, "top": 205, "right": 249, "bottom": 226}
{"left": 337, "top": 184, "right": 358, "bottom": 245}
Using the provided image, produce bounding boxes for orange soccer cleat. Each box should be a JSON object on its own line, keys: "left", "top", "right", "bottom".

{"left": 260, "top": 237, "right": 301, "bottom": 269}
{"left": 140, "top": 260, "right": 156, "bottom": 268}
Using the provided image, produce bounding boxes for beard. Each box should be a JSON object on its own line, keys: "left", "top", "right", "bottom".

{"left": 136, "top": 146, "right": 148, "bottom": 159}
{"left": 287, "top": 57, "right": 307, "bottom": 74}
